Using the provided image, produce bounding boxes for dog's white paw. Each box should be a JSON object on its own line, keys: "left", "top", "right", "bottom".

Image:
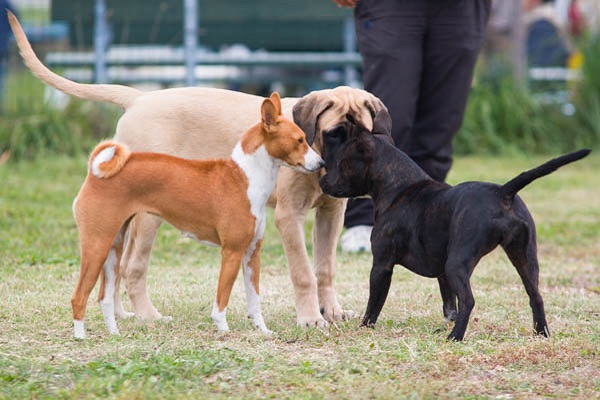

{"left": 260, "top": 327, "right": 274, "bottom": 337}
{"left": 73, "top": 320, "right": 86, "bottom": 339}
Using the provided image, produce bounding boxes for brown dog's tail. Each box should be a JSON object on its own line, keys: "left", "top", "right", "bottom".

{"left": 7, "top": 11, "right": 141, "bottom": 110}
{"left": 498, "top": 149, "right": 591, "bottom": 200}
{"left": 89, "top": 141, "right": 131, "bottom": 179}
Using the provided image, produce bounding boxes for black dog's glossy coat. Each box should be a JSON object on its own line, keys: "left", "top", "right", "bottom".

{"left": 320, "top": 118, "right": 590, "bottom": 341}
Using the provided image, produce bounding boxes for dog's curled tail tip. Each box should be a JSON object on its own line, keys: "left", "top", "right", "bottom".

{"left": 89, "top": 141, "right": 131, "bottom": 178}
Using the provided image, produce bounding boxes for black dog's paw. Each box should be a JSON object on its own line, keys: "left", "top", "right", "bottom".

{"left": 446, "top": 330, "right": 464, "bottom": 342}
{"left": 443, "top": 310, "right": 458, "bottom": 322}
{"left": 360, "top": 318, "right": 377, "bottom": 329}
{"left": 535, "top": 325, "right": 550, "bottom": 338}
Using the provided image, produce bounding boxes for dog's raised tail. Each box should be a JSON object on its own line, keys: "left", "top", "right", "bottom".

{"left": 498, "top": 149, "right": 591, "bottom": 199}
{"left": 89, "top": 141, "right": 131, "bottom": 179}
{"left": 7, "top": 11, "right": 141, "bottom": 110}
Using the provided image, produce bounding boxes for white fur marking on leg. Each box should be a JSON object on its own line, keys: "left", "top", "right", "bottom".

{"left": 243, "top": 266, "right": 271, "bottom": 335}
{"left": 211, "top": 301, "right": 229, "bottom": 332}
{"left": 243, "top": 239, "right": 272, "bottom": 336}
{"left": 100, "top": 249, "right": 120, "bottom": 335}
{"left": 73, "top": 319, "right": 86, "bottom": 339}
{"left": 232, "top": 141, "right": 276, "bottom": 335}
{"left": 91, "top": 146, "right": 116, "bottom": 177}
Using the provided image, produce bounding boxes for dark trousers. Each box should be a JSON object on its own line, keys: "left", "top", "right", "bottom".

{"left": 345, "top": 0, "right": 491, "bottom": 228}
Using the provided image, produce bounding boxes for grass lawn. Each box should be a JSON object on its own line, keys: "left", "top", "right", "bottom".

{"left": 0, "top": 151, "right": 599, "bottom": 399}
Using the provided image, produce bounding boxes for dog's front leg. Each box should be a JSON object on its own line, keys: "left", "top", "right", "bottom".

{"left": 275, "top": 169, "right": 326, "bottom": 328}
{"left": 212, "top": 247, "right": 245, "bottom": 332}
{"left": 313, "top": 196, "right": 349, "bottom": 322}
{"left": 437, "top": 275, "right": 458, "bottom": 323}
{"left": 361, "top": 258, "right": 395, "bottom": 327}
{"left": 242, "top": 239, "right": 272, "bottom": 336}
{"left": 275, "top": 205, "right": 325, "bottom": 328}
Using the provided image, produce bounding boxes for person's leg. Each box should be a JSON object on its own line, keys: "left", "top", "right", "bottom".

{"left": 343, "top": 0, "right": 427, "bottom": 252}
{"left": 345, "top": 0, "right": 426, "bottom": 230}
{"left": 405, "top": 0, "right": 491, "bottom": 182}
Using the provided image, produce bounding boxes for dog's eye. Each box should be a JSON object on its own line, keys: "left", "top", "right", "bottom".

{"left": 298, "top": 138, "right": 304, "bottom": 144}
{"left": 325, "top": 125, "right": 346, "bottom": 141}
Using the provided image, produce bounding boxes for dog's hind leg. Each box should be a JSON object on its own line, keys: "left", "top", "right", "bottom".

{"left": 444, "top": 264, "right": 476, "bottom": 341}
{"left": 502, "top": 227, "right": 549, "bottom": 337}
{"left": 437, "top": 275, "right": 457, "bottom": 323}
{"left": 113, "top": 222, "right": 134, "bottom": 320}
{"left": 97, "top": 224, "right": 130, "bottom": 336}
{"left": 443, "top": 244, "right": 485, "bottom": 341}
{"left": 72, "top": 236, "right": 117, "bottom": 339}
{"left": 119, "top": 214, "right": 166, "bottom": 321}
{"left": 242, "top": 238, "right": 272, "bottom": 335}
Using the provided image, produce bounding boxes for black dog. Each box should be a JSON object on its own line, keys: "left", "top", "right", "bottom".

{"left": 319, "top": 117, "right": 590, "bottom": 341}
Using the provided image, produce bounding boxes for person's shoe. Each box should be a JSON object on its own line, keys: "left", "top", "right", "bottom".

{"left": 341, "top": 225, "right": 372, "bottom": 253}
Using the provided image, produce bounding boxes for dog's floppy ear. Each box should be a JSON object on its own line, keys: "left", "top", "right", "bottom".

{"left": 261, "top": 97, "right": 278, "bottom": 131}
{"left": 269, "top": 92, "right": 282, "bottom": 115}
{"left": 293, "top": 93, "right": 333, "bottom": 146}
{"left": 365, "top": 97, "right": 392, "bottom": 137}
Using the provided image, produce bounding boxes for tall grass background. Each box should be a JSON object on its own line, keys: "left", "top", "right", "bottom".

{"left": 1, "top": 31, "right": 600, "bottom": 160}
{"left": 456, "top": 33, "right": 600, "bottom": 156}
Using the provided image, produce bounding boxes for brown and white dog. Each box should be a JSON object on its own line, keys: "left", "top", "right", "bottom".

{"left": 72, "top": 93, "right": 323, "bottom": 338}
{"left": 9, "top": 12, "right": 392, "bottom": 329}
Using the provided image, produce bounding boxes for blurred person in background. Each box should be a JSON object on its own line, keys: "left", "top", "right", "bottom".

{"left": 524, "top": 0, "right": 572, "bottom": 67}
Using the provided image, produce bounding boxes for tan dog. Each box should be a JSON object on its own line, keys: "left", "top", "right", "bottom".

{"left": 9, "top": 12, "right": 392, "bottom": 329}
{"left": 72, "top": 93, "right": 323, "bottom": 338}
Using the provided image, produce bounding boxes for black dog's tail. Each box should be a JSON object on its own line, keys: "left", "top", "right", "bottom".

{"left": 498, "top": 149, "right": 591, "bottom": 200}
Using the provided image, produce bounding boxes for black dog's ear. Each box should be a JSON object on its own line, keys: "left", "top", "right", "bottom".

{"left": 365, "top": 97, "right": 392, "bottom": 137}
{"left": 293, "top": 94, "right": 334, "bottom": 146}
{"left": 374, "top": 133, "right": 395, "bottom": 146}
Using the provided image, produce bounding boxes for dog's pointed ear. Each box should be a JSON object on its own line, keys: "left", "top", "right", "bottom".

{"left": 293, "top": 93, "right": 333, "bottom": 146}
{"left": 365, "top": 97, "right": 392, "bottom": 137}
{"left": 261, "top": 97, "right": 278, "bottom": 131}
{"left": 269, "top": 92, "right": 282, "bottom": 115}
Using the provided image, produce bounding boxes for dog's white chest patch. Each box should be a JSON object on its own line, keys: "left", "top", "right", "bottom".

{"left": 231, "top": 143, "right": 278, "bottom": 232}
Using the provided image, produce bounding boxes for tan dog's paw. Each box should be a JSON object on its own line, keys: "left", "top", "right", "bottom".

{"left": 320, "top": 303, "right": 354, "bottom": 322}
{"left": 135, "top": 307, "right": 165, "bottom": 321}
{"left": 115, "top": 310, "right": 135, "bottom": 320}
{"left": 297, "top": 315, "right": 329, "bottom": 329}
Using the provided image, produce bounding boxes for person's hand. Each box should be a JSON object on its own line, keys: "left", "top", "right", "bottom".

{"left": 333, "top": 0, "right": 358, "bottom": 8}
